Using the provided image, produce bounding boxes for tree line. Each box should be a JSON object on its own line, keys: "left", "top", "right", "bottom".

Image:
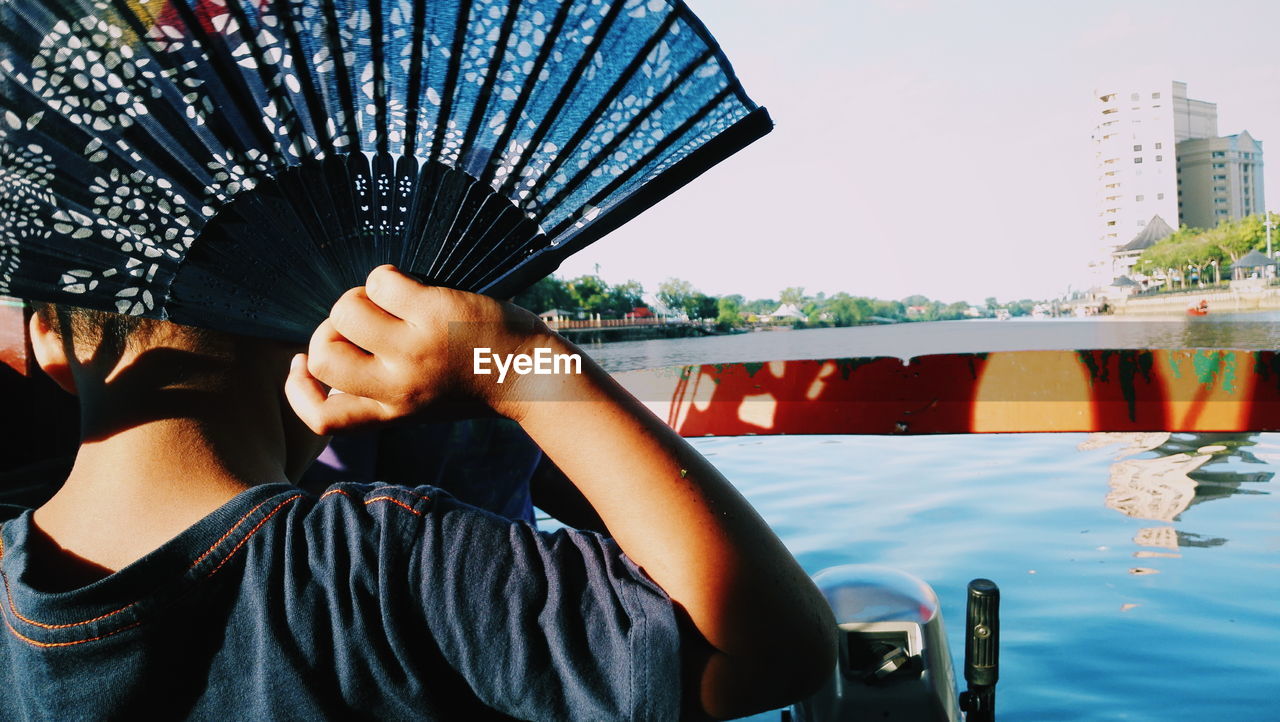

{"left": 1134, "top": 212, "right": 1279, "bottom": 286}
{"left": 513, "top": 275, "right": 1045, "bottom": 329}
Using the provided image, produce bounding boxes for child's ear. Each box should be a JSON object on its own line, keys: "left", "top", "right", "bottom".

{"left": 28, "top": 311, "right": 77, "bottom": 395}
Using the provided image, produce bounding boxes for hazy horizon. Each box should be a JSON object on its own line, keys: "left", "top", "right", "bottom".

{"left": 556, "top": 0, "right": 1280, "bottom": 306}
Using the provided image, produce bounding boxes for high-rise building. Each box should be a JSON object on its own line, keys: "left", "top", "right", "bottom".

{"left": 1090, "top": 81, "right": 1216, "bottom": 282}
{"left": 1176, "top": 130, "right": 1265, "bottom": 230}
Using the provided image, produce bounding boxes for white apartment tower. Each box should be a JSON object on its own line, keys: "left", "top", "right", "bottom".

{"left": 1090, "top": 81, "right": 1217, "bottom": 281}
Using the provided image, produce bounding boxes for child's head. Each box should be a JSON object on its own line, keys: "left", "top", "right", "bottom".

{"left": 29, "top": 302, "right": 246, "bottom": 388}
{"left": 28, "top": 302, "right": 324, "bottom": 480}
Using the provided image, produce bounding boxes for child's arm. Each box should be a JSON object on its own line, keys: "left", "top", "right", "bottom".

{"left": 527, "top": 455, "right": 610, "bottom": 534}
{"left": 285, "top": 266, "right": 836, "bottom": 720}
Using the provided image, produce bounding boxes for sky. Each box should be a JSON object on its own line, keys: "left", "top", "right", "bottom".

{"left": 556, "top": 0, "right": 1280, "bottom": 306}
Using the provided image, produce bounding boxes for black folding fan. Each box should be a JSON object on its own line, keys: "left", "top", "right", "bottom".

{"left": 0, "top": 0, "right": 769, "bottom": 341}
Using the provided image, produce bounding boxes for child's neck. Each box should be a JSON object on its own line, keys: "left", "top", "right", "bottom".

{"left": 32, "top": 402, "right": 293, "bottom": 577}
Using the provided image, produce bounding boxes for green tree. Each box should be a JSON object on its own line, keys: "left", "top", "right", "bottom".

{"left": 605, "top": 279, "right": 646, "bottom": 317}
{"left": 716, "top": 296, "right": 744, "bottom": 330}
{"left": 743, "top": 298, "right": 777, "bottom": 315}
{"left": 1213, "top": 216, "right": 1263, "bottom": 264}
{"left": 684, "top": 292, "right": 718, "bottom": 320}
{"left": 513, "top": 275, "right": 574, "bottom": 314}
{"left": 871, "top": 299, "right": 905, "bottom": 320}
{"left": 567, "top": 275, "right": 609, "bottom": 315}
{"left": 657, "top": 278, "right": 697, "bottom": 316}
{"left": 824, "top": 292, "right": 870, "bottom": 326}
{"left": 1136, "top": 225, "right": 1223, "bottom": 289}
{"left": 778, "top": 286, "right": 807, "bottom": 306}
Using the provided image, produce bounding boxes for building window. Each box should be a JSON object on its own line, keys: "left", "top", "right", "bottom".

{"left": 1213, "top": 163, "right": 1225, "bottom": 169}
{"left": 1155, "top": 155, "right": 1162, "bottom": 162}
{"left": 1155, "top": 142, "right": 1163, "bottom": 149}
{"left": 1214, "top": 185, "right": 1227, "bottom": 192}
{"left": 1133, "top": 144, "right": 1142, "bottom": 152}
{"left": 1130, "top": 92, "right": 1140, "bottom": 101}
{"left": 1107, "top": 220, "right": 1116, "bottom": 226}
{"left": 1152, "top": 92, "right": 1161, "bottom": 99}
{"left": 1157, "top": 193, "right": 1164, "bottom": 200}
{"left": 1215, "top": 198, "right": 1228, "bottom": 204}
{"left": 1214, "top": 174, "right": 1227, "bottom": 180}
{"left": 1134, "top": 157, "right": 1144, "bottom": 164}
{"left": 1211, "top": 151, "right": 1226, "bottom": 157}
{"left": 1136, "top": 195, "right": 1145, "bottom": 202}
{"left": 1217, "top": 209, "right": 1228, "bottom": 216}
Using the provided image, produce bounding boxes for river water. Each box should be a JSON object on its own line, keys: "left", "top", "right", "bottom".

{"left": 578, "top": 317, "right": 1280, "bottom": 720}
{"left": 579, "top": 312, "right": 1280, "bottom": 373}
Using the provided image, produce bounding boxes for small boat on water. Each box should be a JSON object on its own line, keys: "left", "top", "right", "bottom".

{"left": 1187, "top": 300, "right": 1209, "bottom": 316}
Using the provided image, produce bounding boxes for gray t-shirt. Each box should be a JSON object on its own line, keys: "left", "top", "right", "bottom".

{"left": 0, "top": 482, "right": 682, "bottom": 720}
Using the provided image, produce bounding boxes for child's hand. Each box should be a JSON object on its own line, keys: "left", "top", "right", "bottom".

{"left": 284, "top": 265, "right": 545, "bottom": 434}
{"left": 289, "top": 268, "right": 836, "bottom": 720}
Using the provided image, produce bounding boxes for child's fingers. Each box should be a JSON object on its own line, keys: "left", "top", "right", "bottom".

{"left": 364, "top": 264, "right": 431, "bottom": 321}
{"left": 307, "top": 319, "right": 390, "bottom": 398}
{"left": 329, "top": 286, "right": 406, "bottom": 353}
{"left": 284, "top": 353, "right": 332, "bottom": 431}
{"left": 285, "top": 354, "right": 389, "bottom": 434}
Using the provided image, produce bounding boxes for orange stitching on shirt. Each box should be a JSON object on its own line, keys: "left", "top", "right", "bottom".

{"left": 203, "top": 495, "right": 301, "bottom": 578}
{"left": 0, "top": 493, "right": 300, "bottom": 648}
{"left": 0, "top": 528, "right": 137, "bottom": 630}
{"left": 2, "top": 611, "right": 142, "bottom": 649}
{"left": 0, "top": 488, "right": 429, "bottom": 649}
{"left": 320, "top": 488, "right": 430, "bottom": 516}
{"left": 7, "top": 594, "right": 136, "bottom": 630}
{"left": 363, "top": 497, "right": 424, "bottom": 516}
{"left": 189, "top": 497, "right": 282, "bottom": 569}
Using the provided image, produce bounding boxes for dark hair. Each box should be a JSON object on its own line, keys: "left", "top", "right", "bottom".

{"left": 31, "top": 302, "right": 150, "bottom": 357}
{"left": 28, "top": 302, "right": 235, "bottom": 361}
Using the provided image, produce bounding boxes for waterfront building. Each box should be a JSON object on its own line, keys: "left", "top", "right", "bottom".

{"left": 1089, "top": 81, "right": 1219, "bottom": 286}
{"left": 1176, "top": 130, "right": 1265, "bottom": 230}
{"left": 1111, "top": 214, "right": 1175, "bottom": 281}
{"left": 537, "top": 308, "right": 577, "bottom": 322}
{"left": 1231, "top": 248, "right": 1275, "bottom": 280}
{"left": 764, "top": 303, "right": 806, "bottom": 322}
{"left": 1091, "top": 80, "right": 1267, "bottom": 287}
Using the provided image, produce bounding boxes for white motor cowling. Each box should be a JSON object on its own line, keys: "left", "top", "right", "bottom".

{"left": 789, "top": 566, "right": 962, "bottom": 722}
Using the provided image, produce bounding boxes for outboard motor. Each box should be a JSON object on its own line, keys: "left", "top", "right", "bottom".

{"left": 788, "top": 566, "right": 1000, "bottom": 722}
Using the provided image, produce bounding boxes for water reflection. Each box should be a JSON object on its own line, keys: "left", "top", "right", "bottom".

{"left": 586, "top": 314, "right": 1280, "bottom": 373}
{"left": 1081, "top": 432, "right": 1271, "bottom": 553}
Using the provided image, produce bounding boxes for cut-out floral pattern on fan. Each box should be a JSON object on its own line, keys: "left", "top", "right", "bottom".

{"left": 0, "top": 123, "right": 56, "bottom": 294}
{"left": 1, "top": 0, "right": 770, "bottom": 339}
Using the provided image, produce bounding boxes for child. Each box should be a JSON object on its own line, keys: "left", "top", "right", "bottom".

{"left": 0, "top": 266, "right": 835, "bottom": 720}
